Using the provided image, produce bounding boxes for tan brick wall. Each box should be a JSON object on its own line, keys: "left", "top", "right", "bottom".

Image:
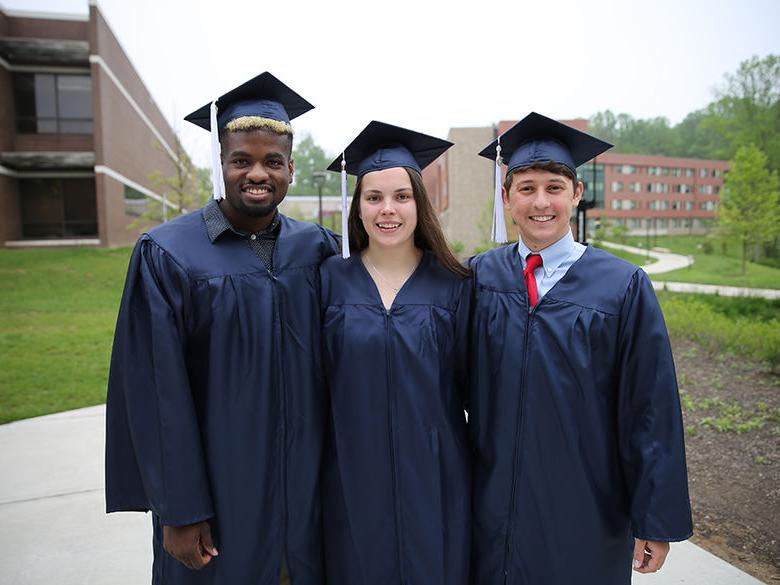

{"left": 90, "top": 5, "right": 179, "bottom": 247}
{"left": 440, "top": 127, "right": 496, "bottom": 255}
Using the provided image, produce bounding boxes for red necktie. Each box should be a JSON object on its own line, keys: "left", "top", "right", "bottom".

{"left": 523, "top": 254, "right": 543, "bottom": 307}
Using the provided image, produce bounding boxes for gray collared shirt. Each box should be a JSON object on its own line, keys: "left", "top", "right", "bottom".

{"left": 203, "top": 198, "right": 281, "bottom": 271}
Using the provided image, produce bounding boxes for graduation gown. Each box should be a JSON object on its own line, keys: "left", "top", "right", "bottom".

{"left": 105, "top": 208, "right": 337, "bottom": 585}
{"left": 469, "top": 244, "right": 692, "bottom": 585}
{"left": 319, "top": 252, "right": 471, "bottom": 585}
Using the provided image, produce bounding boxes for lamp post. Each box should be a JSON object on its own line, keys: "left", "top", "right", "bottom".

{"left": 312, "top": 171, "right": 327, "bottom": 225}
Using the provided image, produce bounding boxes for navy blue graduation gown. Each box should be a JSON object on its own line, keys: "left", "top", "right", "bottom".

{"left": 105, "top": 208, "right": 337, "bottom": 585}
{"left": 319, "top": 252, "right": 471, "bottom": 585}
{"left": 469, "top": 245, "right": 692, "bottom": 585}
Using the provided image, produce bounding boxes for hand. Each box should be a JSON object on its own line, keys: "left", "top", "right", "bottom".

{"left": 632, "top": 539, "right": 669, "bottom": 573}
{"left": 163, "top": 521, "right": 219, "bottom": 570}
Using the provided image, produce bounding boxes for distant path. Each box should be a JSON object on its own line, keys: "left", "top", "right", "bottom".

{"left": 651, "top": 281, "right": 780, "bottom": 299}
{"left": 599, "top": 241, "right": 780, "bottom": 299}
{"left": 599, "top": 240, "right": 693, "bottom": 274}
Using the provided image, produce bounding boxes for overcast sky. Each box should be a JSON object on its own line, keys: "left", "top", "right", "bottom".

{"left": 4, "top": 0, "right": 779, "bottom": 166}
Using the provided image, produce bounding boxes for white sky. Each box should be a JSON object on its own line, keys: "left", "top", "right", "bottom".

{"left": 3, "top": 0, "right": 779, "bottom": 167}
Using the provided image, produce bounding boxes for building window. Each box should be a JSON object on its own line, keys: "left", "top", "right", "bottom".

{"left": 13, "top": 73, "right": 93, "bottom": 134}
{"left": 685, "top": 168, "right": 694, "bottom": 177}
{"left": 685, "top": 201, "right": 694, "bottom": 210}
{"left": 699, "top": 168, "right": 709, "bottom": 177}
{"left": 19, "top": 178, "right": 97, "bottom": 238}
{"left": 713, "top": 169, "right": 722, "bottom": 178}
{"left": 611, "top": 181, "right": 624, "bottom": 192}
{"left": 698, "top": 184, "right": 714, "bottom": 195}
{"left": 124, "top": 186, "right": 149, "bottom": 217}
{"left": 672, "top": 168, "right": 682, "bottom": 177}
{"left": 629, "top": 181, "right": 641, "bottom": 192}
{"left": 648, "top": 182, "right": 669, "bottom": 193}
{"left": 614, "top": 164, "right": 636, "bottom": 174}
{"left": 578, "top": 163, "right": 605, "bottom": 208}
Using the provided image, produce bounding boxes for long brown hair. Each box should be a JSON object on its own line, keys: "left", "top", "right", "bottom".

{"left": 347, "top": 167, "right": 470, "bottom": 278}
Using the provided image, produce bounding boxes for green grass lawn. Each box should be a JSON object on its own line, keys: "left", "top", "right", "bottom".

{"left": 611, "top": 235, "right": 780, "bottom": 289}
{"left": 0, "top": 246, "right": 132, "bottom": 424}
{"left": 1, "top": 242, "right": 778, "bottom": 425}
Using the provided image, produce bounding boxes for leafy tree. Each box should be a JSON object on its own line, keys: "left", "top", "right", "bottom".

{"left": 718, "top": 145, "right": 780, "bottom": 273}
{"left": 289, "top": 132, "right": 343, "bottom": 196}
{"left": 589, "top": 111, "right": 679, "bottom": 156}
{"left": 702, "top": 54, "right": 780, "bottom": 170}
{"left": 132, "top": 137, "right": 210, "bottom": 231}
{"left": 673, "top": 109, "right": 729, "bottom": 159}
{"left": 588, "top": 55, "right": 780, "bottom": 165}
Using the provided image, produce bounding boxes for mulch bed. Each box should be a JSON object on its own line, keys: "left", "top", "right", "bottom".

{"left": 673, "top": 338, "right": 780, "bottom": 582}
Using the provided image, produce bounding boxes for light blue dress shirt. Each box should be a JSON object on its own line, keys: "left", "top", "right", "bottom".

{"left": 517, "top": 231, "right": 586, "bottom": 304}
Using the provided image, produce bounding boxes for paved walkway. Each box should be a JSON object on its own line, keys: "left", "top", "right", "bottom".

{"left": 0, "top": 406, "right": 767, "bottom": 585}
{"left": 600, "top": 241, "right": 694, "bottom": 274}
{"left": 599, "top": 241, "right": 780, "bottom": 299}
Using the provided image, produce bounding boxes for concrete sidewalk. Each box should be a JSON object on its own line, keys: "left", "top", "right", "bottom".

{"left": 0, "top": 406, "right": 767, "bottom": 585}
{"left": 599, "top": 241, "right": 780, "bottom": 299}
{"left": 600, "top": 241, "right": 693, "bottom": 274}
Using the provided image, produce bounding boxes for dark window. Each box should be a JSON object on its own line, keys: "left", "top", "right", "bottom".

{"left": 14, "top": 73, "right": 93, "bottom": 135}
{"left": 577, "top": 163, "right": 605, "bottom": 208}
{"left": 19, "top": 178, "right": 97, "bottom": 238}
{"left": 124, "top": 185, "right": 149, "bottom": 217}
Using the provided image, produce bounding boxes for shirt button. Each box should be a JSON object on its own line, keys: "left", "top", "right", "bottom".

{"left": 250, "top": 234, "right": 257, "bottom": 240}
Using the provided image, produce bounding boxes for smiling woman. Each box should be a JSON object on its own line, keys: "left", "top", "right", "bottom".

{"left": 319, "top": 121, "right": 472, "bottom": 585}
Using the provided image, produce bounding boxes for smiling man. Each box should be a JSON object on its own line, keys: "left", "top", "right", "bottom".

{"left": 105, "top": 73, "right": 338, "bottom": 585}
{"left": 468, "top": 113, "right": 693, "bottom": 585}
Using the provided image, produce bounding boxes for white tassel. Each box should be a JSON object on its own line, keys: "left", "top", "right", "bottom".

{"left": 491, "top": 137, "right": 507, "bottom": 243}
{"left": 340, "top": 153, "right": 350, "bottom": 259}
{"left": 210, "top": 100, "right": 225, "bottom": 200}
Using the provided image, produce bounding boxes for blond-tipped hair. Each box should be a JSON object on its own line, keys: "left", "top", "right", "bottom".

{"left": 224, "top": 116, "right": 293, "bottom": 136}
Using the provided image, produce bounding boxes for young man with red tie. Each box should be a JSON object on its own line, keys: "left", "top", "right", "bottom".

{"left": 468, "top": 113, "right": 692, "bottom": 585}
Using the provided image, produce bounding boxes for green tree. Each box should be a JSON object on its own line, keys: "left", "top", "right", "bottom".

{"left": 131, "top": 137, "right": 210, "bottom": 231}
{"left": 589, "top": 110, "right": 680, "bottom": 156}
{"left": 718, "top": 145, "right": 780, "bottom": 274}
{"left": 289, "top": 132, "right": 343, "bottom": 196}
{"left": 702, "top": 54, "right": 780, "bottom": 171}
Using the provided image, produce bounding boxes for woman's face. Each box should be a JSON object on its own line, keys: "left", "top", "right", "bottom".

{"left": 359, "top": 167, "right": 418, "bottom": 249}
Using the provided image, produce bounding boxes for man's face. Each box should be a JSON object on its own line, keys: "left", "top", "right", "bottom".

{"left": 503, "top": 168, "right": 583, "bottom": 251}
{"left": 221, "top": 129, "right": 293, "bottom": 229}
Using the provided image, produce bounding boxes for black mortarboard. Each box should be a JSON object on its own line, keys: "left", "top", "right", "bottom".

{"left": 478, "top": 112, "right": 613, "bottom": 175}
{"left": 327, "top": 121, "right": 452, "bottom": 178}
{"left": 184, "top": 71, "right": 313, "bottom": 131}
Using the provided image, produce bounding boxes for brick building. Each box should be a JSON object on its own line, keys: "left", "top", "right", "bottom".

{"left": 1, "top": 2, "right": 181, "bottom": 248}
{"left": 426, "top": 119, "right": 728, "bottom": 254}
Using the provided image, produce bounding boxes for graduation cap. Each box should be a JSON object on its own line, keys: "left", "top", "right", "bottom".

{"left": 326, "top": 121, "right": 452, "bottom": 177}
{"left": 327, "top": 121, "right": 453, "bottom": 259}
{"left": 184, "top": 72, "right": 314, "bottom": 200}
{"left": 479, "top": 112, "right": 613, "bottom": 243}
